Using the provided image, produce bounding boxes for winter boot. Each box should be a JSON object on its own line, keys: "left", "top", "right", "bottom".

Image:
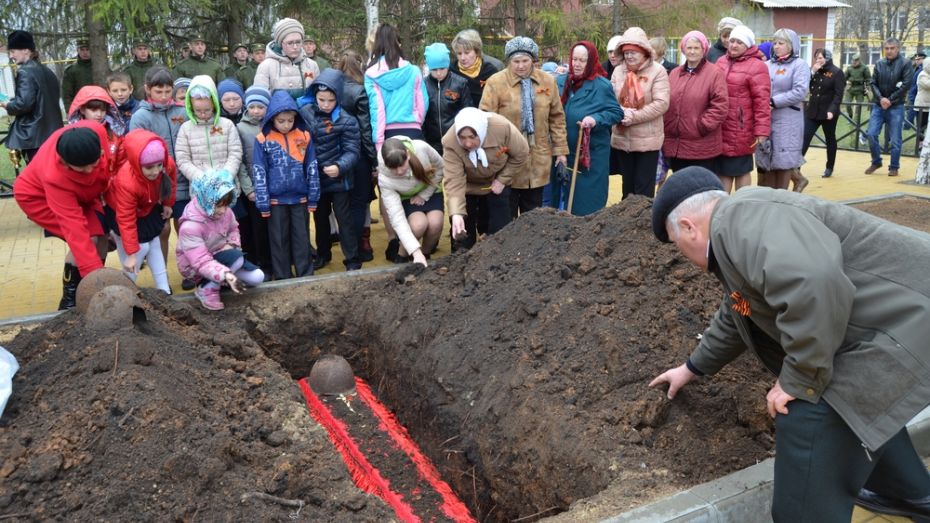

{"left": 791, "top": 169, "right": 809, "bottom": 193}
{"left": 359, "top": 227, "right": 374, "bottom": 262}
{"left": 58, "top": 263, "right": 82, "bottom": 310}
{"left": 384, "top": 238, "right": 399, "bottom": 261}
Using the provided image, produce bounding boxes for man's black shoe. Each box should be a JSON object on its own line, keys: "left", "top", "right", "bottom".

{"left": 855, "top": 488, "right": 930, "bottom": 521}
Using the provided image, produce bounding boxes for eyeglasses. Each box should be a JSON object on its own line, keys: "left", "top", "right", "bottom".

{"left": 282, "top": 39, "right": 303, "bottom": 47}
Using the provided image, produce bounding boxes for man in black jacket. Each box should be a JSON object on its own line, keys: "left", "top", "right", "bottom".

{"left": 0, "top": 30, "right": 63, "bottom": 165}
{"left": 864, "top": 38, "right": 913, "bottom": 177}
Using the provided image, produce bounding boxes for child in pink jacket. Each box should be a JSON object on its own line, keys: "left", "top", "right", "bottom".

{"left": 175, "top": 169, "right": 264, "bottom": 310}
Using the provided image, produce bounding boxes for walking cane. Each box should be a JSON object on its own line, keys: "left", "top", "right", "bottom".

{"left": 566, "top": 122, "right": 584, "bottom": 214}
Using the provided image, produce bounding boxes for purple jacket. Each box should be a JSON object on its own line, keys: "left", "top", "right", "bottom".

{"left": 175, "top": 199, "right": 241, "bottom": 284}
{"left": 756, "top": 29, "right": 810, "bottom": 171}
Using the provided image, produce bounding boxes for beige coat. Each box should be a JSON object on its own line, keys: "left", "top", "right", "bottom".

{"left": 175, "top": 117, "right": 242, "bottom": 186}
{"left": 253, "top": 44, "right": 320, "bottom": 95}
{"left": 609, "top": 28, "right": 670, "bottom": 152}
{"left": 441, "top": 114, "right": 530, "bottom": 216}
{"left": 479, "top": 68, "right": 568, "bottom": 189}
{"left": 377, "top": 139, "right": 444, "bottom": 256}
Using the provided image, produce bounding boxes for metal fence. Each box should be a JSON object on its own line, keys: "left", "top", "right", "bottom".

{"left": 805, "top": 101, "right": 927, "bottom": 158}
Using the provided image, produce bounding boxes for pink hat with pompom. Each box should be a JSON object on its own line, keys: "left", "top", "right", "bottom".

{"left": 139, "top": 140, "right": 165, "bottom": 166}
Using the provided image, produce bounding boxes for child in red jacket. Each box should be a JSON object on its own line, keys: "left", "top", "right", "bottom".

{"left": 104, "top": 129, "right": 177, "bottom": 293}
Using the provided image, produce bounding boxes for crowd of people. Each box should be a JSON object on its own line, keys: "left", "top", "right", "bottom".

{"left": 2, "top": 18, "right": 930, "bottom": 312}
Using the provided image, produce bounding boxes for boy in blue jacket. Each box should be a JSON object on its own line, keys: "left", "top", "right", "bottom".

{"left": 253, "top": 91, "right": 319, "bottom": 279}
{"left": 299, "top": 69, "right": 362, "bottom": 271}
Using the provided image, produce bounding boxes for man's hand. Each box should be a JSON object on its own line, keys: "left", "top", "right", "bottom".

{"left": 490, "top": 179, "right": 505, "bottom": 195}
{"left": 323, "top": 165, "right": 340, "bottom": 178}
{"left": 649, "top": 364, "right": 697, "bottom": 399}
{"left": 766, "top": 379, "right": 796, "bottom": 418}
{"left": 880, "top": 97, "right": 891, "bottom": 110}
{"left": 826, "top": 111, "right": 834, "bottom": 120}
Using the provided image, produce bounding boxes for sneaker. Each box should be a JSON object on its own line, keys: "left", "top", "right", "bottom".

{"left": 194, "top": 286, "right": 224, "bottom": 310}
{"left": 822, "top": 168, "right": 833, "bottom": 178}
{"left": 888, "top": 169, "right": 899, "bottom": 177}
{"left": 864, "top": 164, "right": 881, "bottom": 175}
{"left": 181, "top": 278, "right": 196, "bottom": 291}
{"left": 858, "top": 132, "right": 867, "bottom": 145}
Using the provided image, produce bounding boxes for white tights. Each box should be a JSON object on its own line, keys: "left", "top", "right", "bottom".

{"left": 203, "top": 256, "right": 265, "bottom": 290}
{"left": 113, "top": 235, "right": 170, "bottom": 293}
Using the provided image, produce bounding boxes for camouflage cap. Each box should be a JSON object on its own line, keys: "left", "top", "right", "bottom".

{"left": 132, "top": 39, "right": 149, "bottom": 48}
{"left": 189, "top": 33, "right": 206, "bottom": 43}
{"left": 76, "top": 38, "right": 90, "bottom": 48}
{"left": 233, "top": 42, "right": 248, "bottom": 51}
{"left": 303, "top": 36, "right": 316, "bottom": 43}
{"left": 250, "top": 43, "right": 265, "bottom": 52}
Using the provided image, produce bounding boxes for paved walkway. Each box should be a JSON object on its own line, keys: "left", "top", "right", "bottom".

{"left": 0, "top": 148, "right": 926, "bottom": 321}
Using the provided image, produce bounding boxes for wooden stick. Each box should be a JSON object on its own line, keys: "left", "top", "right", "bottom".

{"left": 240, "top": 492, "right": 305, "bottom": 509}
{"left": 567, "top": 122, "right": 584, "bottom": 214}
{"left": 112, "top": 340, "right": 119, "bottom": 378}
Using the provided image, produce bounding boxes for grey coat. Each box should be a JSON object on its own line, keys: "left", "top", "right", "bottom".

{"left": 690, "top": 188, "right": 930, "bottom": 451}
{"left": 755, "top": 29, "right": 810, "bottom": 171}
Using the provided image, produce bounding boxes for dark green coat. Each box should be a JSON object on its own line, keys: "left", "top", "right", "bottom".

{"left": 61, "top": 58, "right": 95, "bottom": 110}
{"left": 173, "top": 54, "right": 224, "bottom": 85}
{"left": 844, "top": 63, "right": 871, "bottom": 96}
{"left": 225, "top": 60, "right": 257, "bottom": 89}
{"left": 691, "top": 187, "right": 930, "bottom": 451}
{"left": 122, "top": 59, "right": 158, "bottom": 100}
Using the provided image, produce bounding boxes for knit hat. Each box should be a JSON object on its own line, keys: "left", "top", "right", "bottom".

{"left": 651, "top": 166, "right": 724, "bottom": 243}
{"left": 607, "top": 35, "right": 623, "bottom": 54}
{"left": 717, "top": 16, "right": 742, "bottom": 33}
{"left": 424, "top": 43, "right": 451, "bottom": 70}
{"left": 7, "top": 30, "right": 35, "bottom": 51}
{"left": 173, "top": 77, "right": 191, "bottom": 91}
{"left": 758, "top": 41, "right": 772, "bottom": 60}
{"left": 56, "top": 127, "right": 102, "bottom": 167}
{"left": 504, "top": 36, "right": 539, "bottom": 61}
{"left": 217, "top": 78, "right": 245, "bottom": 101}
{"left": 272, "top": 18, "right": 304, "bottom": 47}
{"left": 729, "top": 25, "right": 755, "bottom": 48}
{"left": 541, "top": 62, "right": 559, "bottom": 74}
{"left": 139, "top": 139, "right": 166, "bottom": 166}
{"left": 244, "top": 85, "right": 271, "bottom": 108}
{"left": 679, "top": 31, "right": 709, "bottom": 55}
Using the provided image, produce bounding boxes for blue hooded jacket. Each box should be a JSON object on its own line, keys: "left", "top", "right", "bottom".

{"left": 363, "top": 57, "right": 428, "bottom": 148}
{"left": 252, "top": 91, "right": 320, "bottom": 214}
{"left": 299, "top": 68, "right": 360, "bottom": 193}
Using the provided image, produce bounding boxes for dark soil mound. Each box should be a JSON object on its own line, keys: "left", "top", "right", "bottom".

{"left": 1, "top": 197, "right": 777, "bottom": 522}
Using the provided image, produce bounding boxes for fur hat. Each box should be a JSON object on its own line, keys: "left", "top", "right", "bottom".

{"left": 244, "top": 85, "right": 271, "bottom": 108}
{"left": 717, "top": 17, "right": 742, "bottom": 33}
{"left": 7, "top": 30, "right": 35, "bottom": 51}
{"left": 504, "top": 36, "right": 539, "bottom": 61}
{"left": 424, "top": 43, "right": 451, "bottom": 70}
{"left": 272, "top": 18, "right": 304, "bottom": 47}
{"left": 729, "top": 25, "right": 755, "bottom": 48}
{"left": 57, "top": 127, "right": 102, "bottom": 167}
{"left": 651, "top": 166, "right": 724, "bottom": 243}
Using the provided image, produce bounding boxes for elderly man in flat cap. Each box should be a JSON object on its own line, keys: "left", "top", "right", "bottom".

{"left": 649, "top": 166, "right": 930, "bottom": 522}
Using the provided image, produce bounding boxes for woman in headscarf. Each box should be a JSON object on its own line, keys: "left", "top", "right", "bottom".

{"left": 715, "top": 25, "right": 771, "bottom": 192}
{"left": 441, "top": 108, "right": 530, "bottom": 243}
{"left": 662, "top": 31, "right": 729, "bottom": 175}
{"left": 480, "top": 36, "right": 568, "bottom": 219}
{"left": 551, "top": 41, "right": 623, "bottom": 215}
{"left": 802, "top": 48, "right": 846, "bottom": 180}
{"left": 756, "top": 28, "right": 810, "bottom": 191}
{"left": 610, "top": 27, "right": 670, "bottom": 199}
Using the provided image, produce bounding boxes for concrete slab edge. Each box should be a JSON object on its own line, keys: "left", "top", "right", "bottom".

{"left": 600, "top": 414, "right": 930, "bottom": 522}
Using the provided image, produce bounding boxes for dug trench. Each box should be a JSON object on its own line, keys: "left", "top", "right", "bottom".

{"left": 7, "top": 194, "right": 923, "bottom": 521}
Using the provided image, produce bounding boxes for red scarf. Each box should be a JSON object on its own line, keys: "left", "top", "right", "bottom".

{"left": 561, "top": 41, "right": 607, "bottom": 105}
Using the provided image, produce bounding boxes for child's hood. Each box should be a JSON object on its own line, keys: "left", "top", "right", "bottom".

{"left": 67, "top": 85, "right": 125, "bottom": 135}
{"left": 307, "top": 68, "right": 345, "bottom": 104}
{"left": 365, "top": 58, "right": 421, "bottom": 91}
{"left": 121, "top": 128, "right": 168, "bottom": 182}
{"left": 184, "top": 75, "right": 221, "bottom": 125}
{"left": 261, "top": 90, "right": 307, "bottom": 135}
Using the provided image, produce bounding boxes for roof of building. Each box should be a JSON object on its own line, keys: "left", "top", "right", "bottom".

{"left": 750, "top": 0, "right": 849, "bottom": 7}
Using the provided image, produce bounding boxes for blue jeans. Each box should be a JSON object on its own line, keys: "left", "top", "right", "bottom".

{"left": 867, "top": 103, "right": 904, "bottom": 170}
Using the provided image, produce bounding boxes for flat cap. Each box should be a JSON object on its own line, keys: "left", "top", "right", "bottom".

{"left": 651, "top": 166, "right": 723, "bottom": 243}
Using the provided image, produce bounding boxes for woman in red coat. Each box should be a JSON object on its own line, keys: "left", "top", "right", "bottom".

{"left": 104, "top": 129, "right": 177, "bottom": 293}
{"left": 715, "top": 25, "right": 771, "bottom": 192}
{"left": 13, "top": 121, "right": 113, "bottom": 310}
{"left": 663, "top": 30, "right": 729, "bottom": 174}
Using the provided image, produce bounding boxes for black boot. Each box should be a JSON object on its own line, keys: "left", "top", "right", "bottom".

{"left": 856, "top": 489, "right": 930, "bottom": 520}
{"left": 384, "top": 238, "right": 399, "bottom": 261}
{"left": 58, "top": 263, "right": 82, "bottom": 310}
